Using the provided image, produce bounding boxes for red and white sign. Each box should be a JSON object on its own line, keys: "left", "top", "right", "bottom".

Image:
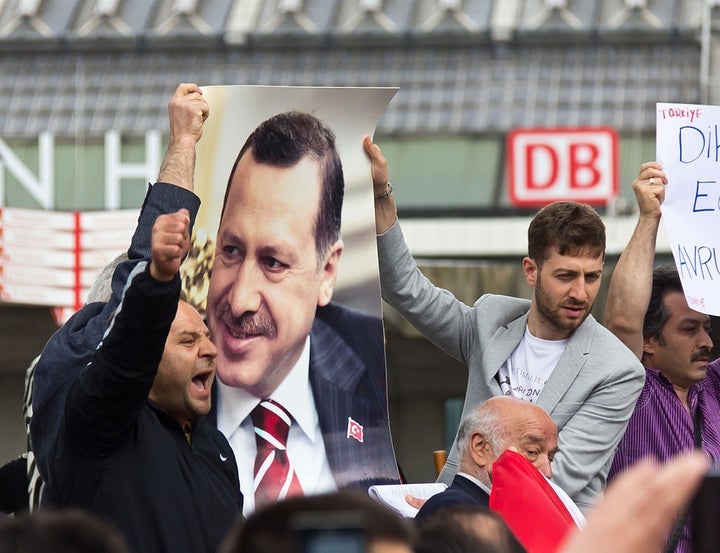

{"left": 507, "top": 127, "right": 618, "bottom": 207}
{"left": 0, "top": 207, "right": 137, "bottom": 321}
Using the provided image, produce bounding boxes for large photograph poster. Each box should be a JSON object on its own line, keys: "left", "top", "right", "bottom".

{"left": 186, "top": 85, "right": 400, "bottom": 514}
{"left": 657, "top": 102, "right": 720, "bottom": 316}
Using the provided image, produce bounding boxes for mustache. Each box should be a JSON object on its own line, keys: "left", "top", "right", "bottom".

{"left": 217, "top": 302, "right": 277, "bottom": 339}
{"left": 691, "top": 348, "right": 713, "bottom": 362}
{"left": 197, "top": 357, "right": 216, "bottom": 371}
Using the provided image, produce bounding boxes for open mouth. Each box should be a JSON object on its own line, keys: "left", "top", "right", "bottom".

{"left": 191, "top": 369, "right": 213, "bottom": 392}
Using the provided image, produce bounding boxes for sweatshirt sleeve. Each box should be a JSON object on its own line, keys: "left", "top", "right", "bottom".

{"left": 62, "top": 261, "right": 181, "bottom": 460}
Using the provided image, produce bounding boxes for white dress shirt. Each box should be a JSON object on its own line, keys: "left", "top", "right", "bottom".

{"left": 456, "top": 471, "right": 492, "bottom": 496}
{"left": 216, "top": 335, "right": 337, "bottom": 516}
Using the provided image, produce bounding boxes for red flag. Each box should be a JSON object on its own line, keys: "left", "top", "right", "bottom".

{"left": 489, "top": 450, "right": 575, "bottom": 553}
{"left": 347, "top": 417, "right": 364, "bottom": 442}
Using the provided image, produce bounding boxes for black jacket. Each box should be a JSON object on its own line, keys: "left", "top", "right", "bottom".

{"left": 47, "top": 262, "right": 242, "bottom": 553}
{"left": 415, "top": 474, "right": 489, "bottom": 521}
{"left": 32, "top": 182, "right": 202, "bottom": 483}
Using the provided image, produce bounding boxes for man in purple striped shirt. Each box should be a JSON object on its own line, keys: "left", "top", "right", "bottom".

{"left": 604, "top": 161, "right": 720, "bottom": 553}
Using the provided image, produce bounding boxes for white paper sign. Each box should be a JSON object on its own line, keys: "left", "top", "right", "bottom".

{"left": 656, "top": 102, "right": 720, "bottom": 315}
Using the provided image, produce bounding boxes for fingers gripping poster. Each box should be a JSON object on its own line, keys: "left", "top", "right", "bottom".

{"left": 183, "top": 85, "right": 400, "bottom": 515}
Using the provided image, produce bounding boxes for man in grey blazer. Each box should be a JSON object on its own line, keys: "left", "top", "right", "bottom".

{"left": 364, "top": 138, "right": 644, "bottom": 512}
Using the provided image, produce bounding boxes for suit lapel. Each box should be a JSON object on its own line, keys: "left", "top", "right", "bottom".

{"left": 536, "top": 315, "right": 594, "bottom": 414}
{"left": 309, "top": 315, "right": 359, "bottom": 473}
{"left": 482, "top": 312, "right": 529, "bottom": 394}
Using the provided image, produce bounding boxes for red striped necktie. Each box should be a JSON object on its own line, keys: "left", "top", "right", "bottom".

{"left": 251, "top": 399, "right": 304, "bottom": 508}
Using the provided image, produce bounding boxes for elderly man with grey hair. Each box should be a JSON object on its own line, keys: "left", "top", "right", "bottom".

{"left": 415, "top": 396, "right": 558, "bottom": 522}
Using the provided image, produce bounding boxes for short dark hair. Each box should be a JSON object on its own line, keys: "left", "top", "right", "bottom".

{"left": 414, "top": 505, "right": 527, "bottom": 553}
{"left": 527, "top": 201, "right": 605, "bottom": 267}
{"left": 643, "top": 265, "right": 684, "bottom": 343}
{"left": 220, "top": 490, "right": 413, "bottom": 553}
{"left": 221, "top": 111, "right": 344, "bottom": 261}
{"left": 0, "top": 509, "right": 130, "bottom": 553}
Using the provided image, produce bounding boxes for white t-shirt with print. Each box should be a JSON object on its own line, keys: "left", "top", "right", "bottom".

{"left": 498, "top": 326, "right": 567, "bottom": 403}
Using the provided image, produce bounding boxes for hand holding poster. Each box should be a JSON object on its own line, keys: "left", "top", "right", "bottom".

{"left": 656, "top": 103, "right": 720, "bottom": 315}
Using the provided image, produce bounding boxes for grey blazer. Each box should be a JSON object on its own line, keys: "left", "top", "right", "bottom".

{"left": 377, "top": 221, "right": 644, "bottom": 511}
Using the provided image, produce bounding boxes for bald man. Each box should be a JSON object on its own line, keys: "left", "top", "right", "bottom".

{"left": 416, "top": 396, "right": 558, "bottom": 521}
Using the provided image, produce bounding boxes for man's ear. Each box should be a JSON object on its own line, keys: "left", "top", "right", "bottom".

{"left": 317, "top": 239, "right": 343, "bottom": 307}
{"left": 522, "top": 257, "right": 538, "bottom": 287}
{"left": 643, "top": 335, "right": 658, "bottom": 356}
{"left": 469, "top": 432, "right": 492, "bottom": 469}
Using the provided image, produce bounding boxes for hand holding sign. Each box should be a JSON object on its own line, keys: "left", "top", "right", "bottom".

{"left": 632, "top": 162, "right": 667, "bottom": 220}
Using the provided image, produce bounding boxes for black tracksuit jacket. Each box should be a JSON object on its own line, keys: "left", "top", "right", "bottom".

{"left": 46, "top": 262, "right": 242, "bottom": 553}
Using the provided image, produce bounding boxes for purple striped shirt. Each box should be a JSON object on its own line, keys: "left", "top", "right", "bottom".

{"left": 608, "top": 360, "right": 720, "bottom": 553}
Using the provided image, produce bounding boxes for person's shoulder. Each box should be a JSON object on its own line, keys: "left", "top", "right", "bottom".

{"left": 469, "top": 295, "right": 530, "bottom": 338}
{"left": 701, "top": 359, "right": 720, "bottom": 392}
{"left": 312, "top": 303, "right": 384, "bottom": 371}
{"left": 53, "top": 301, "right": 110, "bottom": 342}
{"left": 707, "top": 358, "right": 720, "bottom": 375}
{"left": 472, "top": 294, "right": 530, "bottom": 325}
{"left": 33, "top": 302, "right": 112, "bottom": 407}
{"left": 584, "top": 318, "right": 644, "bottom": 366}
{"left": 474, "top": 293, "right": 529, "bottom": 308}
{"left": 416, "top": 479, "right": 486, "bottom": 519}
{"left": 315, "top": 302, "right": 382, "bottom": 334}
{"left": 34, "top": 302, "right": 109, "bottom": 369}
{"left": 625, "top": 367, "right": 658, "bottom": 410}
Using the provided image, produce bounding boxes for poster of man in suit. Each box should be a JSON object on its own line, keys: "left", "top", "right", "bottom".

{"left": 183, "top": 85, "right": 400, "bottom": 515}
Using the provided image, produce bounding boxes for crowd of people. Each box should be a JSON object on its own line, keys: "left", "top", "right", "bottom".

{"left": 0, "top": 83, "right": 716, "bottom": 553}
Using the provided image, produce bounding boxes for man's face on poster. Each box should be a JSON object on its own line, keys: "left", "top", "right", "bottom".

{"left": 207, "top": 150, "right": 343, "bottom": 398}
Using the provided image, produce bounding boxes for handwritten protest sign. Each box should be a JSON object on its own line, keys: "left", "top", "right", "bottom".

{"left": 657, "top": 102, "right": 720, "bottom": 315}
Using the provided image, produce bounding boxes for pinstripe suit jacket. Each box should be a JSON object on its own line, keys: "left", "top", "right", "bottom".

{"left": 309, "top": 302, "right": 400, "bottom": 489}
{"left": 377, "top": 221, "right": 645, "bottom": 511}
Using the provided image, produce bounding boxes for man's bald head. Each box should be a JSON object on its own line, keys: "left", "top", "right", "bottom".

{"left": 456, "top": 396, "right": 558, "bottom": 487}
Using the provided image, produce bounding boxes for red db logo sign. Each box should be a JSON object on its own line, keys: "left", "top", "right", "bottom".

{"left": 507, "top": 128, "right": 618, "bottom": 207}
